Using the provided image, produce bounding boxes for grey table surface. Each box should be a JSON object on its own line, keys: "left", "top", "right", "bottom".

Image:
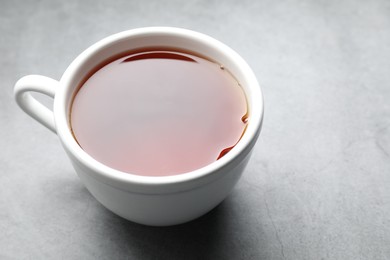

{"left": 1, "top": 0, "right": 390, "bottom": 259}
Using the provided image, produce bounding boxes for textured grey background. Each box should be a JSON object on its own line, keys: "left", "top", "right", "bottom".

{"left": 1, "top": 0, "right": 390, "bottom": 259}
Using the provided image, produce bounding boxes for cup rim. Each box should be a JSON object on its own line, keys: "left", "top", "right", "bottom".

{"left": 55, "top": 27, "right": 263, "bottom": 192}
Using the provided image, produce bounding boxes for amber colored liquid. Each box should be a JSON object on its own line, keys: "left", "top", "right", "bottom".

{"left": 70, "top": 48, "right": 248, "bottom": 176}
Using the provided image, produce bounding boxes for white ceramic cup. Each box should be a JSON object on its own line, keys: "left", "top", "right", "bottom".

{"left": 14, "top": 27, "right": 264, "bottom": 226}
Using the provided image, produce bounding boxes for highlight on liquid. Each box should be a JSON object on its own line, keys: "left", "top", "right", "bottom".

{"left": 70, "top": 48, "right": 248, "bottom": 176}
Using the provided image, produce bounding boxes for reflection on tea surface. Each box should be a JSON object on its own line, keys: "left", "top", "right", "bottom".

{"left": 71, "top": 49, "right": 248, "bottom": 176}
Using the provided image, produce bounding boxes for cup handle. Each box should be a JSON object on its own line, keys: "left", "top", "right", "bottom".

{"left": 14, "top": 75, "right": 59, "bottom": 134}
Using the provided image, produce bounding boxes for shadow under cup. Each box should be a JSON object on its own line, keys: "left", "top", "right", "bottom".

{"left": 54, "top": 28, "right": 263, "bottom": 226}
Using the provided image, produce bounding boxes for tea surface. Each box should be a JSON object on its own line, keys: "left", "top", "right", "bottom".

{"left": 71, "top": 49, "right": 248, "bottom": 176}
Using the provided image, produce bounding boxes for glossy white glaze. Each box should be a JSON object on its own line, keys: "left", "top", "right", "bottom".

{"left": 14, "top": 27, "right": 263, "bottom": 226}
